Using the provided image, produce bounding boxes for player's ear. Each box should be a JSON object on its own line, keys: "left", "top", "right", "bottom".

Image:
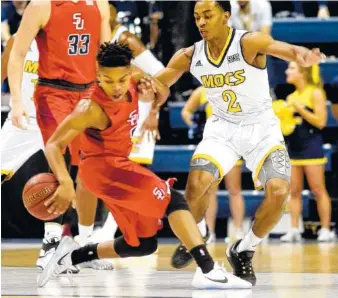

{"left": 223, "top": 11, "right": 230, "bottom": 24}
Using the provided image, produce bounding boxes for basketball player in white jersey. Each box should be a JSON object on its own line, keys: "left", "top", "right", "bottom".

{"left": 77, "top": 1, "right": 166, "bottom": 247}
{"left": 143, "top": 0, "right": 325, "bottom": 285}
{"left": 1, "top": 36, "right": 43, "bottom": 181}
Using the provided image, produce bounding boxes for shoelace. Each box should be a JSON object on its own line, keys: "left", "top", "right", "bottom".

{"left": 238, "top": 256, "right": 253, "bottom": 275}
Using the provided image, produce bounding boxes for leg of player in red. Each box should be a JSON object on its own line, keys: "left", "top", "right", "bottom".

{"left": 37, "top": 43, "right": 251, "bottom": 289}
{"left": 7, "top": 0, "right": 111, "bottom": 270}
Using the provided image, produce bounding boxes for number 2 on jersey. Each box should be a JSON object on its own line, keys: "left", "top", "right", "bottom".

{"left": 68, "top": 34, "right": 90, "bottom": 55}
{"left": 222, "top": 90, "right": 242, "bottom": 113}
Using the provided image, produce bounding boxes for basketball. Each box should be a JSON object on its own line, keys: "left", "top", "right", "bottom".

{"left": 22, "top": 173, "right": 60, "bottom": 221}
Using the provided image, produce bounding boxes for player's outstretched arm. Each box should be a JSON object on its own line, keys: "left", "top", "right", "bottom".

{"left": 156, "top": 46, "right": 194, "bottom": 88}
{"left": 1, "top": 35, "right": 15, "bottom": 84}
{"left": 44, "top": 100, "right": 107, "bottom": 215}
{"left": 8, "top": 0, "right": 50, "bottom": 129}
{"left": 136, "top": 46, "right": 193, "bottom": 136}
{"left": 97, "top": 0, "right": 112, "bottom": 43}
{"left": 242, "top": 32, "right": 325, "bottom": 67}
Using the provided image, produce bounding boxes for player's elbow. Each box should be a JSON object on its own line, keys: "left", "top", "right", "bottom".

{"left": 45, "top": 140, "right": 63, "bottom": 157}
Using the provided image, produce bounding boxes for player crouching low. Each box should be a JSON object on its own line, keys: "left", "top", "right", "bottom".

{"left": 37, "top": 42, "right": 251, "bottom": 290}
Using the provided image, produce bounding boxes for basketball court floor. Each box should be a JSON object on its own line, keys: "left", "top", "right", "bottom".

{"left": 2, "top": 240, "right": 338, "bottom": 298}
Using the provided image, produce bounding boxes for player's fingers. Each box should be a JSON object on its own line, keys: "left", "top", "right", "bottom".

{"left": 44, "top": 194, "right": 57, "bottom": 207}
{"left": 156, "top": 128, "right": 161, "bottom": 140}
{"left": 47, "top": 204, "right": 57, "bottom": 214}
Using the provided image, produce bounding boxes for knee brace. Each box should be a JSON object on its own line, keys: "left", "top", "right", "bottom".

{"left": 114, "top": 235, "right": 158, "bottom": 258}
{"left": 258, "top": 149, "right": 291, "bottom": 189}
{"left": 190, "top": 157, "right": 221, "bottom": 181}
{"left": 166, "top": 188, "right": 190, "bottom": 216}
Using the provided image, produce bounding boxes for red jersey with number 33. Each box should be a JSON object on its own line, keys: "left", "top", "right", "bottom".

{"left": 35, "top": 0, "right": 101, "bottom": 84}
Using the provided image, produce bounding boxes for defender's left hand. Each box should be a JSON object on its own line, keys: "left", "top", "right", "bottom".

{"left": 297, "top": 48, "right": 326, "bottom": 67}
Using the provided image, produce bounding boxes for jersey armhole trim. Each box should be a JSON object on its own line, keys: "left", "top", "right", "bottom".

{"left": 240, "top": 31, "right": 267, "bottom": 70}
{"left": 189, "top": 44, "right": 196, "bottom": 72}
{"left": 40, "top": 1, "right": 53, "bottom": 32}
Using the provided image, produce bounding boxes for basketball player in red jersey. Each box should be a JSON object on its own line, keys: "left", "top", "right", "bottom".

{"left": 7, "top": 0, "right": 111, "bottom": 270}
{"left": 37, "top": 43, "right": 251, "bottom": 290}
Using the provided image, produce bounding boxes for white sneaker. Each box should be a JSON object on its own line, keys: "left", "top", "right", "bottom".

{"left": 280, "top": 229, "right": 302, "bottom": 242}
{"left": 191, "top": 262, "right": 252, "bottom": 289}
{"left": 317, "top": 228, "right": 336, "bottom": 242}
{"left": 36, "top": 237, "right": 79, "bottom": 273}
{"left": 36, "top": 237, "right": 60, "bottom": 270}
{"left": 74, "top": 235, "right": 114, "bottom": 270}
{"left": 37, "top": 237, "right": 79, "bottom": 287}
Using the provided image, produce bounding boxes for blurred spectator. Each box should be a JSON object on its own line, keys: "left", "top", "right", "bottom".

{"left": 181, "top": 87, "right": 245, "bottom": 242}
{"left": 1, "top": 1, "right": 29, "bottom": 44}
{"left": 279, "top": 63, "right": 335, "bottom": 242}
{"left": 294, "top": 1, "right": 330, "bottom": 18}
{"left": 229, "top": 0, "right": 272, "bottom": 34}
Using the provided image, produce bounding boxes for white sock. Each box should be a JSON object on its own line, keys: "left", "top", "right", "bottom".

{"left": 197, "top": 218, "right": 207, "bottom": 238}
{"left": 78, "top": 224, "right": 94, "bottom": 243}
{"left": 291, "top": 227, "right": 300, "bottom": 233}
{"left": 237, "top": 229, "right": 263, "bottom": 252}
{"left": 102, "top": 213, "right": 118, "bottom": 236}
{"left": 44, "top": 223, "right": 62, "bottom": 241}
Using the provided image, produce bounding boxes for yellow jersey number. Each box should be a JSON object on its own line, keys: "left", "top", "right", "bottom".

{"left": 222, "top": 90, "right": 242, "bottom": 113}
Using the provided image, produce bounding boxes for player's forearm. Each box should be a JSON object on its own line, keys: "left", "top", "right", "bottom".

{"left": 45, "top": 143, "right": 73, "bottom": 186}
{"left": 153, "top": 78, "right": 170, "bottom": 109}
{"left": 267, "top": 41, "right": 309, "bottom": 62}
{"left": 7, "top": 53, "right": 25, "bottom": 101}
{"left": 181, "top": 110, "right": 193, "bottom": 127}
{"left": 100, "top": 21, "right": 111, "bottom": 43}
{"left": 296, "top": 106, "right": 326, "bottom": 129}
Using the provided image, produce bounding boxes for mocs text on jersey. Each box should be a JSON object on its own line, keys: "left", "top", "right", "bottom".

{"left": 201, "top": 69, "right": 246, "bottom": 88}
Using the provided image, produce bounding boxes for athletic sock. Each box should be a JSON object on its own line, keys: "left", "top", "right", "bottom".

{"left": 71, "top": 243, "right": 99, "bottom": 265}
{"left": 44, "top": 223, "right": 62, "bottom": 241}
{"left": 190, "top": 244, "right": 214, "bottom": 274}
{"left": 197, "top": 218, "right": 207, "bottom": 238}
{"left": 78, "top": 224, "right": 94, "bottom": 244}
{"left": 237, "top": 229, "right": 263, "bottom": 252}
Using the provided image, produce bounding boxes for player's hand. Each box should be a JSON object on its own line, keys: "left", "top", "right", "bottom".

{"left": 11, "top": 100, "right": 30, "bottom": 129}
{"left": 141, "top": 111, "right": 160, "bottom": 141}
{"left": 138, "top": 77, "right": 157, "bottom": 96}
{"left": 138, "top": 77, "right": 156, "bottom": 102}
{"left": 44, "top": 182, "right": 74, "bottom": 215}
{"left": 296, "top": 48, "right": 326, "bottom": 67}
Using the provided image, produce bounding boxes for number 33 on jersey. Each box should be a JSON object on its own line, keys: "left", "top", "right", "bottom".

{"left": 190, "top": 28, "right": 272, "bottom": 122}
{"left": 35, "top": 1, "right": 101, "bottom": 84}
{"left": 68, "top": 13, "right": 90, "bottom": 55}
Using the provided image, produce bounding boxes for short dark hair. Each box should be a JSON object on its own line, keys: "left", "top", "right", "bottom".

{"left": 215, "top": 1, "right": 231, "bottom": 13}
{"left": 97, "top": 42, "right": 133, "bottom": 68}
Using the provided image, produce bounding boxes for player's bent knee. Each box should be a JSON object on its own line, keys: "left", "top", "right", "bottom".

{"left": 114, "top": 235, "right": 158, "bottom": 257}
{"left": 258, "top": 149, "right": 291, "bottom": 190}
{"left": 166, "top": 188, "right": 190, "bottom": 216}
